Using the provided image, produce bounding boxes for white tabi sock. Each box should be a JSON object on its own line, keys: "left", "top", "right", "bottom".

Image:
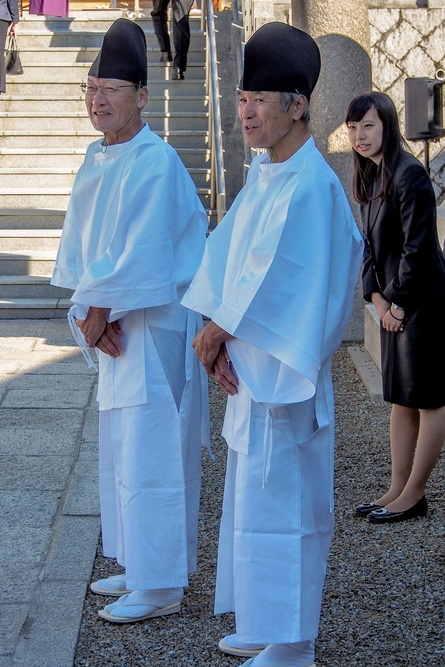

{"left": 247, "top": 640, "right": 315, "bottom": 667}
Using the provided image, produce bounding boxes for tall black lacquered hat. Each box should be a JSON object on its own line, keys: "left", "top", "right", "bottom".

{"left": 240, "top": 22, "right": 321, "bottom": 101}
{"left": 89, "top": 18, "right": 148, "bottom": 86}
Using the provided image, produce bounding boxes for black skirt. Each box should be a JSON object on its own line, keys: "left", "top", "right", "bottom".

{"left": 381, "top": 303, "right": 445, "bottom": 408}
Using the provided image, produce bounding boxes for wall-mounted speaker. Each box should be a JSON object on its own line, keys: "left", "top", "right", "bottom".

{"left": 405, "top": 77, "right": 445, "bottom": 141}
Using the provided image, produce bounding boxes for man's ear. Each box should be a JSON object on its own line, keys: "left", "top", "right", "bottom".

{"left": 137, "top": 86, "right": 149, "bottom": 109}
{"left": 292, "top": 95, "right": 308, "bottom": 121}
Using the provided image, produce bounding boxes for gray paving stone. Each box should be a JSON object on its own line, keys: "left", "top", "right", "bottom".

{"left": 0, "top": 320, "right": 71, "bottom": 339}
{"left": 80, "top": 436, "right": 98, "bottom": 460}
{"left": 3, "top": 563, "right": 42, "bottom": 604}
{"left": 62, "top": 457, "right": 100, "bottom": 516}
{"left": 7, "top": 374, "right": 96, "bottom": 392}
{"left": 80, "top": 406, "right": 99, "bottom": 444}
{"left": 1, "top": 490, "right": 60, "bottom": 528}
{"left": 0, "top": 604, "right": 29, "bottom": 656}
{"left": 0, "top": 456, "right": 72, "bottom": 491}
{"left": 0, "top": 338, "right": 35, "bottom": 353}
{"left": 13, "top": 581, "right": 88, "bottom": 667}
{"left": 2, "top": 350, "right": 82, "bottom": 364}
{"left": 0, "top": 408, "right": 83, "bottom": 456}
{"left": 21, "top": 360, "right": 95, "bottom": 376}
{"left": 0, "top": 361, "right": 22, "bottom": 374}
{"left": 43, "top": 516, "right": 100, "bottom": 581}
{"left": 1, "top": 522, "right": 53, "bottom": 563}
{"left": 2, "top": 387, "right": 92, "bottom": 409}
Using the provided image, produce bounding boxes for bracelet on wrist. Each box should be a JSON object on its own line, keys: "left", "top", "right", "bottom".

{"left": 389, "top": 307, "right": 404, "bottom": 321}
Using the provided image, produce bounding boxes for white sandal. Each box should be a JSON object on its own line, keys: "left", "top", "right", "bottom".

{"left": 219, "top": 634, "right": 265, "bottom": 657}
{"left": 90, "top": 573, "right": 131, "bottom": 596}
{"left": 98, "top": 598, "right": 181, "bottom": 624}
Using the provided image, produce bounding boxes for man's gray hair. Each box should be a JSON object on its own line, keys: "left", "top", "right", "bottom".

{"left": 278, "top": 92, "right": 310, "bottom": 124}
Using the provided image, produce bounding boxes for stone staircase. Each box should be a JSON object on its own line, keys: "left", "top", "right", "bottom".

{"left": 0, "top": 10, "right": 210, "bottom": 318}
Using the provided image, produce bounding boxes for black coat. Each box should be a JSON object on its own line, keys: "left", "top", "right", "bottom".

{"left": 361, "top": 150, "right": 445, "bottom": 408}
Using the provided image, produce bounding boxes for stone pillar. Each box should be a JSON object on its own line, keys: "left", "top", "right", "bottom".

{"left": 292, "top": 0, "right": 371, "bottom": 206}
{"left": 293, "top": 0, "right": 372, "bottom": 341}
{"left": 243, "top": 0, "right": 292, "bottom": 39}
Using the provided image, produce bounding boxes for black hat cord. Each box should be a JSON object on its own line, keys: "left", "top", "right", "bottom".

{"left": 268, "top": 119, "right": 295, "bottom": 163}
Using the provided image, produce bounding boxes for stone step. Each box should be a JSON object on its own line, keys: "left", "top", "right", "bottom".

{"left": 15, "top": 46, "right": 205, "bottom": 66}
{"left": 0, "top": 165, "right": 210, "bottom": 189}
{"left": 0, "top": 146, "right": 210, "bottom": 169}
{"left": 0, "top": 250, "right": 58, "bottom": 275}
{"left": 3, "top": 78, "right": 206, "bottom": 97}
{"left": 18, "top": 12, "right": 203, "bottom": 33}
{"left": 6, "top": 62, "right": 205, "bottom": 82}
{"left": 0, "top": 209, "right": 66, "bottom": 229}
{"left": 0, "top": 229, "right": 62, "bottom": 250}
{"left": 0, "top": 129, "right": 208, "bottom": 149}
{"left": 0, "top": 206, "right": 215, "bottom": 229}
{"left": 0, "top": 297, "right": 71, "bottom": 319}
{"left": 0, "top": 275, "right": 72, "bottom": 298}
{"left": 0, "top": 186, "right": 211, "bottom": 209}
{"left": 0, "top": 110, "right": 208, "bottom": 133}
{"left": 0, "top": 94, "right": 209, "bottom": 114}
{"left": 0, "top": 209, "right": 65, "bottom": 229}
{"left": 11, "top": 31, "right": 205, "bottom": 49}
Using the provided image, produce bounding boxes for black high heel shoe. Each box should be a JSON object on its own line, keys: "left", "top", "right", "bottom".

{"left": 355, "top": 502, "right": 383, "bottom": 517}
{"left": 368, "top": 496, "right": 427, "bottom": 523}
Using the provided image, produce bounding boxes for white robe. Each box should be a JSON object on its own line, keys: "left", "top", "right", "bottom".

{"left": 51, "top": 124, "right": 210, "bottom": 589}
{"left": 182, "top": 137, "right": 363, "bottom": 641}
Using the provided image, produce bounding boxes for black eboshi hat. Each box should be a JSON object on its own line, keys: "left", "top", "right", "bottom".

{"left": 89, "top": 18, "right": 148, "bottom": 86}
{"left": 239, "top": 22, "right": 321, "bottom": 101}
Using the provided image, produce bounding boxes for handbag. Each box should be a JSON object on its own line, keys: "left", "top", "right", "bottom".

{"left": 5, "top": 35, "right": 23, "bottom": 76}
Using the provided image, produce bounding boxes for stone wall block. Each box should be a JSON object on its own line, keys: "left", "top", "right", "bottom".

{"left": 432, "top": 160, "right": 445, "bottom": 204}
{"left": 402, "top": 44, "right": 436, "bottom": 78}
{"left": 368, "top": 8, "right": 400, "bottom": 34}
{"left": 429, "top": 141, "right": 445, "bottom": 162}
{"left": 404, "top": 7, "right": 445, "bottom": 33}
{"left": 385, "top": 77, "right": 406, "bottom": 110}
{"left": 372, "top": 49, "right": 404, "bottom": 90}
{"left": 380, "top": 20, "right": 422, "bottom": 61}
{"left": 423, "top": 29, "right": 445, "bottom": 67}
{"left": 369, "top": 24, "right": 383, "bottom": 45}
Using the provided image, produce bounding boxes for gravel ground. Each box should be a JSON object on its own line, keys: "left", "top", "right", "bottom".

{"left": 74, "top": 343, "right": 445, "bottom": 667}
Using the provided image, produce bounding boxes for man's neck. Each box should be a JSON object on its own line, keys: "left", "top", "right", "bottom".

{"left": 268, "top": 121, "right": 311, "bottom": 163}
{"left": 103, "top": 118, "right": 145, "bottom": 147}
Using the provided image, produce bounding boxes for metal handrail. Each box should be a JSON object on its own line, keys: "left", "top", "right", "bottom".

{"left": 203, "top": 0, "right": 226, "bottom": 223}
{"left": 231, "top": 0, "right": 255, "bottom": 179}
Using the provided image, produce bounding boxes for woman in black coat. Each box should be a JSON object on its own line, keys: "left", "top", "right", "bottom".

{"left": 0, "top": 0, "right": 19, "bottom": 94}
{"left": 345, "top": 91, "right": 445, "bottom": 523}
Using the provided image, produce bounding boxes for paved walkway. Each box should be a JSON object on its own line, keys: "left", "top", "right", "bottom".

{"left": 0, "top": 319, "right": 100, "bottom": 667}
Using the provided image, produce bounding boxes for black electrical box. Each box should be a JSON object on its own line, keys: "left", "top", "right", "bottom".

{"left": 405, "top": 77, "right": 445, "bottom": 141}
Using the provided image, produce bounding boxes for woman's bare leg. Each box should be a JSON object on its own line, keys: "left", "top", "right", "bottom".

{"left": 383, "top": 405, "right": 445, "bottom": 513}
{"left": 373, "top": 403, "right": 419, "bottom": 506}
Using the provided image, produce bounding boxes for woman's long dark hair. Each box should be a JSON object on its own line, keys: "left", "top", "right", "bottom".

{"left": 345, "top": 91, "right": 405, "bottom": 205}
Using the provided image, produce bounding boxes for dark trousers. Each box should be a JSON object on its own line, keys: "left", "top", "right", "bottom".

{"left": 151, "top": 0, "right": 193, "bottom": 72}
{"left": 0, "top": 20, "right": 10, "bottom": 93}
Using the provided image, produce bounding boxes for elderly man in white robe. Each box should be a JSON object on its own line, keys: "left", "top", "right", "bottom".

{"left": 51, "top": 18, "right": 209, "bottom": 624}
{"left": 182, "top": 22, "right": 363, "bottom": 667}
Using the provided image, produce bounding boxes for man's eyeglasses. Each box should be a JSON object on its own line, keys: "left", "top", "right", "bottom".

{"left": 80, "top": 83, "right": 137, "bottom": 97}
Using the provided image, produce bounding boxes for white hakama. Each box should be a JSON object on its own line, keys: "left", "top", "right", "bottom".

{"left": 52, "top": 124, "right": 209, "bottom": 591}
{"left": 182, "top": 137, "right": 363, "bottom": 642}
